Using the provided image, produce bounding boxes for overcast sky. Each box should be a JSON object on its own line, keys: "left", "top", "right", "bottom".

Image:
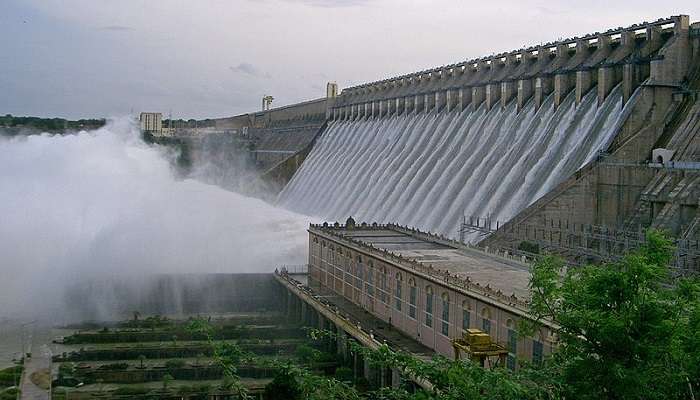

{"left": 1, "top": 0, "right": 698, "bottom": 119}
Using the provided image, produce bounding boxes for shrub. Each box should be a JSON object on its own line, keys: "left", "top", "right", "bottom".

{"left": 333, "top": 366, "right": 353, "bottom": 382}
{"left": 518, "top": 240, "right": 540, "bottom": 254}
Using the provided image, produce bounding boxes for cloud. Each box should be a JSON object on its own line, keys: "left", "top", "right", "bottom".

{"left": 229, "top": 63, "right": 272, "bottom": 79}
{"left": 99, "top": 25, "right": 132, "bottom": 31}
{"left": 281, "top": 0, "right": 370, "bottom": 7}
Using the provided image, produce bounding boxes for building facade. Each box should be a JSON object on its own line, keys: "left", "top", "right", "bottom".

{"left": 307, "top": 221, "right": 557, "bottom": 369}
{"left": 139, "top": 112, "right": 162, "bottom": 135}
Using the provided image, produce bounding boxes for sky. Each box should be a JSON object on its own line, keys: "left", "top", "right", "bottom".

{"left": 0, "top": 0, "right": 698, "bottom": 119}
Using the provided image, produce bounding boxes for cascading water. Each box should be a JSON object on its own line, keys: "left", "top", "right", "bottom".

{"left": 278, "top": 85, "right": 628, "bottom": 238}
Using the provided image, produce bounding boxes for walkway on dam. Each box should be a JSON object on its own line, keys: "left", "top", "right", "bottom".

{"left": 20, "top": 331, "right": 50, "bottom": 400}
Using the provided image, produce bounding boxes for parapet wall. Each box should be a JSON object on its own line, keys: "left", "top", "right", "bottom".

{"left": 330, "top": 16, "right": 692, "bottom": 120}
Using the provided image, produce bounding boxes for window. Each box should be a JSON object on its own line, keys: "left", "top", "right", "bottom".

{"left": 409, "top": 280, "right": 417, "bottom": 319}
{"left": 441, "top": 293, "right": 450, "bottom": 336}
{"left": 507, "top": 325, "right": 517, "bottom": 370}
{"left": 356, "top": 257, "right": 363, "bottom": 290}
{"left": 425, "top": 286, "right": 433, "bottom": 328}
{"left": 507, "top": 354, "right": 516, "bottom": 371}
{"left": 380, "top": 267, "right": 387, "bottom": 303}
{"left": 462, "top": 301, "right": 471, "bottom": 331}
{"left": 533, "top": 340, "right": 543, "bottom": 365}
{"left": 366, "top": 263, "right": 374, "bottom": 297}
{"left": 395, "top": 273, "right": 402, "bottom": 311}
{"left": 481, "top": 308, "right": 491, "bottom": 334}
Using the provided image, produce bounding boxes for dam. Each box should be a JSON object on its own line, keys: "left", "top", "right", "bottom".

{"left": 198, "top": 15, "right": 699, "bottom": 268}
{"left": 276, "top": 16, "right": 698, "bottom": 241}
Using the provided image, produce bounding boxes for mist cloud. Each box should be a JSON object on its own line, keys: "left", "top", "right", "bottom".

{"left": 0, "top": 119, "right": 309, "bottom": 321}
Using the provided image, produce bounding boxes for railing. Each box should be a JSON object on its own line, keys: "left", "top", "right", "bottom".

{"left": 278, "top": 265, "right": 309, "bottom": 275}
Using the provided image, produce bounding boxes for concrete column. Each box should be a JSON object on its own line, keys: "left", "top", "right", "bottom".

{"left": 554, "top": 73, "right": 572, "bottom": 108}
{"left": 387, "top": 99, "right": 395, "bottom": 116}
{"left": 459, "top": 87, "right": 473, "bottom": 110}
{"left": 301, "top": 301, "right": 308, "bottom": 326}
{"left": 424, "top": 93, "right": 435, "bottom": 113}
{"left": 333, "top": 108, "right": 340, "bottom": 120}
{"left": 336, "top": 329, "right": 347, "bottom": 360}
{"left": 404, "top": 96, "right": 414, "bottom": 114}
{"left": 371, "top": 101, "right": 379, "bottom": 118}
{"left": 486, "top": 83, "right": 501, "bottom": 110}
{"left": 363, "top": 358, "right": 371, "bottom": 381}
{"left": 501, "top": 81, "right": 516, "bottom": 108}
{"left": 622, "top": 63, "right": 640, "bottom": 103}
{"left": 364, "top": 103, "right": 371, "bottom": 119}
{"left": 446, "top": 89, "right": 457, "bottom": 111}
{"left": 378, "top": 100, "right": 386, "bottom": 118}
{"left": 472, "top": 86, "right": 486, "bottom": 108}
{"left": 435, "top": 90, "right": 447, "bottom": 112}
{"left": 517, "top": 79, "right": 533, "bottom": 111}
{"left": 286, "top": 290, "right": 294, "bottom": 319}
{"left": 391, "top": 368, "right": 401, "bottom": 389}
{"left": 646, "top": 25, "right": 663, "bottom": 53}
{"left": 575, "top": 69, "right": 595, "bottom": 105}
{"left": 597, "top": 66, "right": 618, "bottom": 106}
{"left": 535, "top": 76, "right": 553, "bottom": 110}
{"left": 396, "top": 97, "right": 405, "bottom": 115}
{"left": 414, "top": 95, "right": 424, "bottom": 113}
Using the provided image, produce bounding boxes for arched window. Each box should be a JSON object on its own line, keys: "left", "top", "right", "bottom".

{"left": 366, "top": 261, "right": 374, "bottom": 297}
{"left": 481, "top": 307, "right": 491, "bottom": 334}
{"left": 532, "top": 331, "right": 544, "bottom": 366}
{"left": 356, "top": 257, "right": 363, "bottom": 290}
{"left": 506, "top": 319, "right": 517, "bottom": 370}
{"left": 380, "top": 266, "right": 388, "bottom": 303}
{"left": 441, "top": 293, "right": 450, "bottom": 336}
{"left": 395, "top": 272, "right": 402, "bottom": 311}
{"left": 425, "top": 286, "right": 434, "bottom": 328}
{"left": 408, "top": 278, "right": 417, "bottom": 319}
{"left": 462, "top": 300, "right": 471, "bottom": 331}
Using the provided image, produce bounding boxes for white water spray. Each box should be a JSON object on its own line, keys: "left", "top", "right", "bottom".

{"left": 279, "top": 86, "right": 627, "bottom": 237}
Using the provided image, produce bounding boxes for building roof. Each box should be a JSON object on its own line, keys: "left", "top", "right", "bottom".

{"left": 316, "top": 225, "right": 532, "bottom": 301}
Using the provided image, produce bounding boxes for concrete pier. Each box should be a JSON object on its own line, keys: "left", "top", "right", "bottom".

{"left": 501, "top": 81, "right": 516, "bottom": 108}
{"left": 517, "top": 79, "right": 533, "bottom": 111}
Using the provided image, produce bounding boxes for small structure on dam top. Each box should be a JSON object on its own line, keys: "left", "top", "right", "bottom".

{"left": 276, "top": 219, "right": 556, "bottom": 374}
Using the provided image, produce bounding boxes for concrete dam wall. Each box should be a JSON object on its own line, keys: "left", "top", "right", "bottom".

{"left": 63, "top": 274, "right": 281, "bottom": 322}
{"left": 278, "top": 16, "right": 695, "bottom": 238}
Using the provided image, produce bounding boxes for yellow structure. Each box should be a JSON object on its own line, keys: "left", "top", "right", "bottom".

{"left": 452, "top": 328, "right": 508, "bottom": 368}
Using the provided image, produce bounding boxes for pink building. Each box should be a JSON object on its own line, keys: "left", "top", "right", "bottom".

{"left": 307, "top": 220, "right": 557, "bottom": 369}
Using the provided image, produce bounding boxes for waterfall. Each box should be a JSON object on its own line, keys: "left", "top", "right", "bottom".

{"left": 278, "top": 85, "right": 627, "bottom": 238}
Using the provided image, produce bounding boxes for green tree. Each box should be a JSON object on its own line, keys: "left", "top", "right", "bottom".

{"left": 162, "top": 373, "right": 173, "bottom": 391}
{"left": 526, "top": 230, "right": 700, "bottom": 400}
{"left": 137, "top": 354, "right": 146, "bottom": 369}
{"left": 263, "top": 364, "right": 302, "bottom": 400}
